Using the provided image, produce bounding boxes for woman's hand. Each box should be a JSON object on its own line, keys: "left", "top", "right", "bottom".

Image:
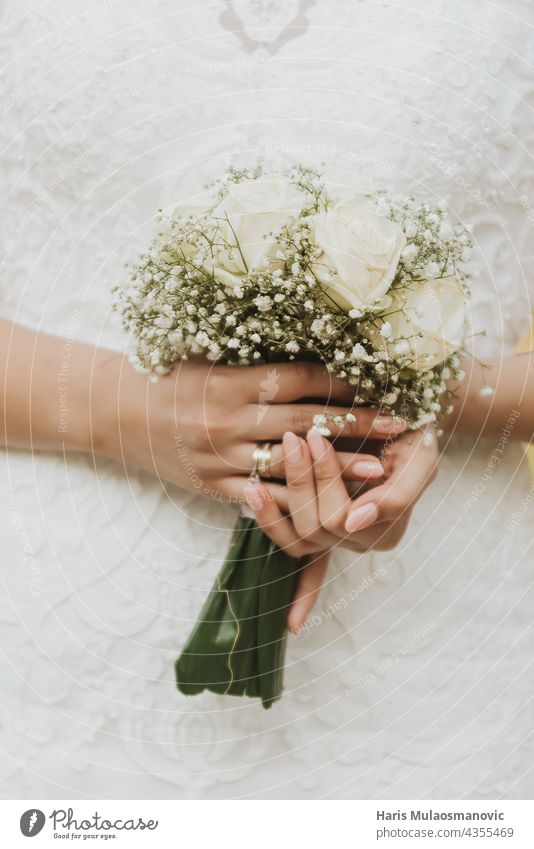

{"left": 0, "top": 320, "right": 407, "bottom": 501}
{"left": 245, "top": 427, "right": 438, "bottom": 630}
{"left": 109, "top": 358, "right": 407, "bottom": 502}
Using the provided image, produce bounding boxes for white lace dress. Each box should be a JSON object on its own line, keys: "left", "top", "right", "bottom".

{"left": 1, "top": 0, "right": 534, "bottom": 799}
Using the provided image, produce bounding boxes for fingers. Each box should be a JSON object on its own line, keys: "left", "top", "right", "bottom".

{"left": 216, "top": 477, "right": 289, "bottom": 512}
{"left": 243, "top": 403, "right": 407, "bottom": 441}
{"left": 287, "top": 550, "right": 330, "bottom": 634}
{"left": 242, "top": 482, "right": 320, "bottom": 558}
{"left": 349, "top": 455, "right": 385, "bottom": 480}
{"left": 344, "top": 428, "right": 439, "bottom": 533}
{"left": 276, "top": 441, "right": 384, "bottom": 480}
{"left": 232, "top": 443, "right": 384, "bottom": 481}
{"left": 238, "top": 361, "right": 356, "bottom": 404}
{"left": 282, "top": 432, "right": 324, "bottom": 544}
{"left": 307, "top": 430, "right": 352, "bottom": 535}
{"left": 375, "top": 428, "right": 439, "bottom": 518}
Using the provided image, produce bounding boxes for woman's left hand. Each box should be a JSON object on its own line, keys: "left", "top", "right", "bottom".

{"left": 244, "top": 427, "right": 439, "bottom": 631}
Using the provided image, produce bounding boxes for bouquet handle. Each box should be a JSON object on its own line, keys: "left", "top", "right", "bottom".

{"left": 175, "top": 514, "right": 300, "bottom": 708}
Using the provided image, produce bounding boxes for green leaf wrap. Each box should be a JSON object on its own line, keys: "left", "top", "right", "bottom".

{"left": 175, "top": 516, "right": 300, "bottom": 708}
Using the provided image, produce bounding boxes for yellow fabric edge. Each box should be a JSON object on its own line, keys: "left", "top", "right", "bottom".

{"left": 516, "top": 318, "right": 534, "bottom": 479}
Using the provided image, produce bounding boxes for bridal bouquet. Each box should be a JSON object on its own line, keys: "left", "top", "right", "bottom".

{"left": 115, "top": 163, "right": 471, "bottom": 707}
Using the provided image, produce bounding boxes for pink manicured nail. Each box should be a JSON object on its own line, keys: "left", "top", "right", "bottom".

{"left": 352, "top": 460, "right": 383, "bottom": 478}
{"left": 244, "top": 484, "right": 264, "bottom": 512}
{"left": 374, "top": 416, "right": 406, "bottom": 435}
{"left": 307, "top": 429, "right": 328, "bottom": 461}
{"left": 283, "top": 431, "right": 303, "bottom": 465}
{"left": 345, "top": 503, "right": 379, "bottom": 532}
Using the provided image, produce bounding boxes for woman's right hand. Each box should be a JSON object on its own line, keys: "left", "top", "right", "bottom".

{"left": 246, "top": 426, "right": 439, "bottom": 631}
{"left": 104, "top": 358, "right": 407, "bottom": 503}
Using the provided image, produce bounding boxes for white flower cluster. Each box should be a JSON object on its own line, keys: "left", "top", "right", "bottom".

{"left": 114, "top": 164, "right": 471, "bottom": 427}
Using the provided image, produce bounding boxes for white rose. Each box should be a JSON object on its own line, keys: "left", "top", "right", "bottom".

{"left": 374, "top": 277, "right": 467, "bottom": 372}
{"left": 310, "top": 202, "right": 406, "bottom": 311}
{"left": 208, "top": 177, "right": 306, "bottom": 287}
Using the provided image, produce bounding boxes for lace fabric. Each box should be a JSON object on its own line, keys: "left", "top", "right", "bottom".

{"left": 1, "top": 0, "right": 534, "bottom": 799}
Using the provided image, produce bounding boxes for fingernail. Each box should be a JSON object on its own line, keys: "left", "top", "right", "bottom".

{"left": 307, "top": 429, "right": 328, "bottom": 461}
{"left": 352, "top": 460, "right": 383, "bottom": 478}
{"left": 345, "top": 503, "right": 378, "bottom": 532}
{"left": 283, "top": 431, "right": 303, "bottom": 465}
{"left": 244, "top": 484, "right": 264, "bottom": 512}
{"left": 374, "top": 416, "right": 406, "bottom": 435}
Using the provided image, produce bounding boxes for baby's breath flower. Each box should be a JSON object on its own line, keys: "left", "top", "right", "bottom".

{"left": 254, "top": 295, "right": 272, "bottom": 312}
{"left": 394, "top": 339, "right": 411, "bottom": 356}
{"left": 424, "top": 261, "right": 440, "bottom": 279}
{"left": 114, "top": 162, "right": 471, "bottom": 425}
{"left": 352, "top": 343, "right": 371, "bottom": 361}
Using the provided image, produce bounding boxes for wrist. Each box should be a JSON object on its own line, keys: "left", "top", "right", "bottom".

{"left": 87, "top": 348, "right": 132, "bottom": 459}
{"left": 55, "top": 339, "right": 129, "bottom": 458}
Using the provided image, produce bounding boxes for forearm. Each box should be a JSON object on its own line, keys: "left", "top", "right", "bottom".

{"left": 442, "top": 352, "right": 534, "bottom": 442}
{"left": 0, "top": 318, "right": 123, "bottom": 454}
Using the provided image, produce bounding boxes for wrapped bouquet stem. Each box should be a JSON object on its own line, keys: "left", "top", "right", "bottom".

{"left": 175, "top": 413, "right": 357, "bottom": 708}
{"left": 175, "top": 513, "right": 300, "bottom": 708}
{"left": 115, "top": 162, "right": 471, "bottom": 707}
